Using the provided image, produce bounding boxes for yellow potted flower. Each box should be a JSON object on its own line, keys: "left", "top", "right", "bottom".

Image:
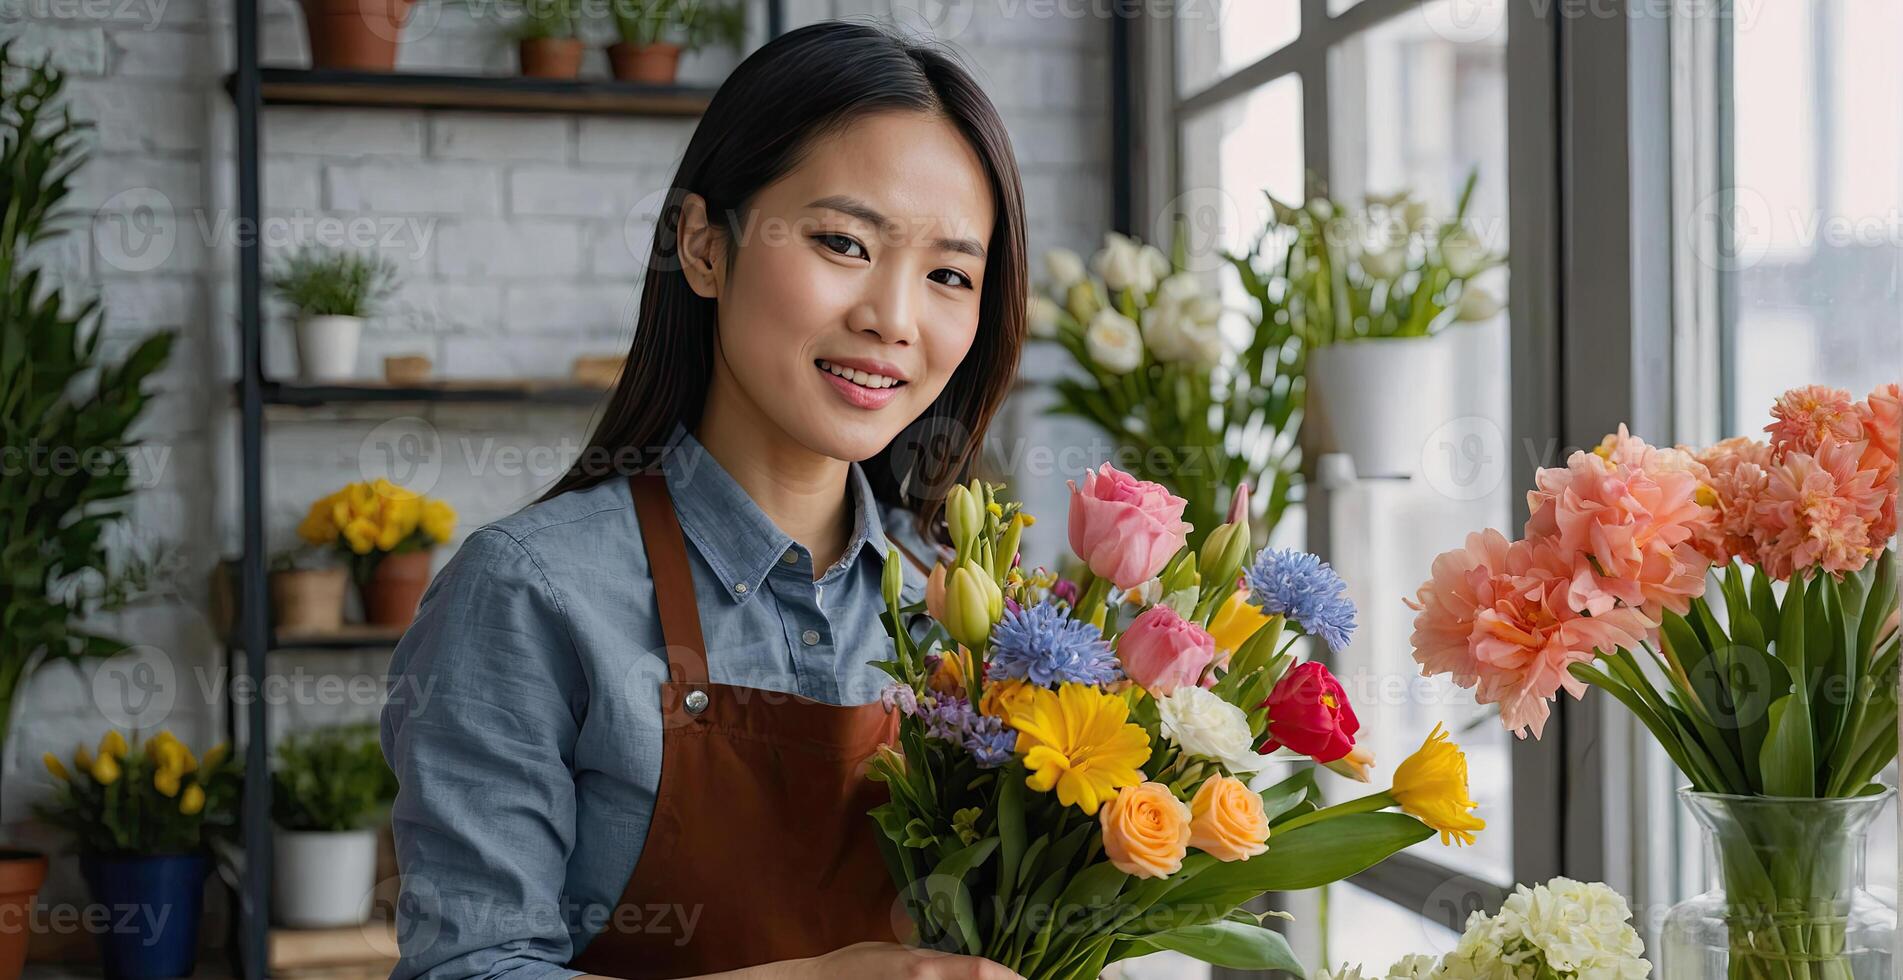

{"left": 37, "top": 731, "right": 240, "bottom": 979}
{"left": 297, "top": 479, "right": 456, "bottom": 628}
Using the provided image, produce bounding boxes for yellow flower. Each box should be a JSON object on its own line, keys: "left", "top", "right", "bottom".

{"left": 201, "top": 742, "right": 230, "bottom": 771}
{"left": 154, "top": 767, "right": 181, "bottom": 798}
{"left": 421, "top": 499, "right": 457, "bottom": 543}
{"left": 346, "top": 482, "right": 380, "bottom": 519}
{"left": 1390, "top": 724, "right": 1486, "bottom": 847}
{"left": 74, "top": 743, "right": 94, "bottom": 772}
{"left": 180, "top": 784, "right": 205, "bottom": 816}
{"left": 1008, "top": 683, "right": 1151, "bottom": 815}
{"left": 928, "top": 646, "right": 974, "bottom": 697}
{"left": 343, "top": 517, "right": 380, "bottom": 555}
{"left": 1208, "top": 589, "right": 1273, "bottom": 653}
{"left": 297, "top": 497, "right": 339, "bottom": 545}
{"left": 147, "top": 731, "right": 197, "bottom": 774}
{"left": 90, "top": 752, "right": 122, "bottom": 786}
{"left": 375, "top": 520, "right": 406, "bottom": 551}
{"left": 99, "top": 730, "right": 129, "bottom": 760}
{"left": 979, "top": 677, "right": 1037, "bottom": 727}
{"left": 43, "top": 753, "right": 70, "bottom": 782}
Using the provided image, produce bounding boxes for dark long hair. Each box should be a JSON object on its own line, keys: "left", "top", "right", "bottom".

{"left": 541, "top": 21, "right": 1027, "bottom": 542}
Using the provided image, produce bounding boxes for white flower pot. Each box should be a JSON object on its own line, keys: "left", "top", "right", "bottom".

{"left": 272, "top": 827, "right": 378, "bottom": 927}
{"left": 1303, "top": 333, "right": 1458, "bottom": 479}
{"left": 295, "top": 314, "right": 362, "bottom": 381}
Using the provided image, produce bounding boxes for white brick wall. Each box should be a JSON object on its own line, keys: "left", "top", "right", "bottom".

{"left": 1, "top": 0, "right": 1114, "bottom": 938}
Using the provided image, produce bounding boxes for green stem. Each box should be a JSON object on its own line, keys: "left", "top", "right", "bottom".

{"left": 1273, "top": 791, "right": 1395, "bottom": 835}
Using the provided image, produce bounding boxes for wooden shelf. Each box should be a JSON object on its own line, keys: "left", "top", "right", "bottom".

{"left": 255, "top": 378, "right": 609, "bottom": 407}
{"left": 269, "top": 921, "right": 399, "bottom": 976}
{"left": 233, "top": 67, "right": 716, "bottom": 116}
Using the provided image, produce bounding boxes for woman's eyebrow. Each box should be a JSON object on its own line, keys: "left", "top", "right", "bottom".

{"left": 807, "top": 195, "right": 987, "bottom": 260}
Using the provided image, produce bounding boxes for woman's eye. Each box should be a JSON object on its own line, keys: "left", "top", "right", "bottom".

{"left": 814, "top": 234, "right": 867, "bottom": 260}
{"left": 931, "top": 268, "right": 975, "bottom": 289}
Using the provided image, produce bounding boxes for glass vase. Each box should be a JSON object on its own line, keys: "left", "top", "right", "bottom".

{"left": 1661, "top": 789, "right": 1896, "bottom": 980}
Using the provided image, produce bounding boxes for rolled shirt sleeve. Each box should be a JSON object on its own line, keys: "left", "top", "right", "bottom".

{"left": 381, "top": 528, "right": 588, "bottom": 980}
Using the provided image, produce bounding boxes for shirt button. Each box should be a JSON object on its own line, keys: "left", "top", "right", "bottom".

{"left": 684, "top": 690, "right": 709, "bottom": 714}
{"left": 733, "top": 582, "right": 748, "bottom": 595}
{"left": 780, "top": 550, "right": 798, "bottom": 565}
{"left": 801, "top": 629, "right": 821, "bottom": 646}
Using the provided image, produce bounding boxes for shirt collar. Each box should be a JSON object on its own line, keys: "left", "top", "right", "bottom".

{"left": 662, "top": 423, "right": 891, "bottom": 604}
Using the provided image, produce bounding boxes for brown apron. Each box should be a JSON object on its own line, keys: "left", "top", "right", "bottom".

{"left": 568, "top": 473, "right": 903, "bottom": 977}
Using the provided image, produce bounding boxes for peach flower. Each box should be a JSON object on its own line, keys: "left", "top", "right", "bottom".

{"left": 1752, "top": 439, "right": 1889, "bottom": 579}
{"left": 1526, "top": 431, "right": 1713, "bottom": 619}
{"left": 1692, "top": 437, "right": 1777, "bottom": 565}
{"left": 1408, "top": 532, "right": 1653, "bottom": 738}
{"left": 1099, "top": 781, "right": 1192, "bottom": 879}
{"left": 1187, "top": 775, "right": 1270, "bottom": 862}
{"left": 1858, "top": 383, "right": 1899, "bottom": 543}
{"left": 1067, "top": 463, "right": 1193, "bottom": 590}
{"left": 1766, "top": 384, "right": 1864, "bottom": 457}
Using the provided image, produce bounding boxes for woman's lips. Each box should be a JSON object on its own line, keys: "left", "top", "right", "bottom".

{"left": 816, "top": 360, "right": 904, "bottom": 409}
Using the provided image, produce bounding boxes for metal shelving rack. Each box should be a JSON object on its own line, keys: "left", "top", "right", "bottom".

{"left": 224, "top": 3, "right": 785, "bottom": 975}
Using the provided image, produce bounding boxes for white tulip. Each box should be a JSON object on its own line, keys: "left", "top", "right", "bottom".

{"left": 1092, "top": 232, "right": 1169, "bottom": 295}
{"left": 1140, "top": 274, "right": 1227, "bottom": 366}
{"left": 1441, "top": 226, "right": 1489, "bottom": 278}
{"left": 1044, "top": 248, "right": 1087, "bottom": 290}
{"left": 1155, "top": 686, "right": 1262, "bottom": 774}
{"left": 1306, "top": 196, "right": 1335, "bottom": 221}
{"left": 1028, "top": 294, "right": 1063, "bottom": 338}
{"left": 1084, "top": 308, "right": 1143, "bottom": 374}
{"left": 1361, "top": 245, "right": 1405, "bottom": 281}
{"left": 1455, "top": 284, "right": 1503, "bottom": 321}
{"left": 1402, "top": 198, "right": 1432, "bottom": 230}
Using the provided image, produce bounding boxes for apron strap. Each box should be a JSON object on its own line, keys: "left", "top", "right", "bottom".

{"left": 629, "top": 472, "right": 711, "bottom": 689}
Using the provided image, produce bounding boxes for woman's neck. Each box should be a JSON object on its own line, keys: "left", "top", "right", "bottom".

{"left": 694, "top": 380, "right": 856, "bottom": 578}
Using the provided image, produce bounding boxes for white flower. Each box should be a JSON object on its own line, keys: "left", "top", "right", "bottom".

{"left": 1155, "top": 686, "right": 1261, "bottom": 774}
{"left": 1028, "top": 294, "right": 1064, "bottom": 338}
{"left": 1498, "top": 878, "right": 1649, "bottom": 979}
{"left": 1083, "top": 308, "right": 1143, "bottom": 374}
{"left": 1092, "top": 232, "right": 1169, "bottom": 295}
{"left": 1441, "top": 226, "right": 1490, "bottom": 278}
{"left": 1403, "top": 198, "right": 1432, "bottom": 230}
{"left": 1317, "top": 966, "right": 1369, "bottom": 980}
{"left": 1045, "top": 248, "right": 1087, "bottom": 290}
{"left": 1361, "top": 245, "right": 1405, "bottom": 281}
{"left": 1454, "top": 285, "right": 1502, "bottom": 322}
{"left": 1140, "top": 273, "right": 1227, "bottom": 366}
{"left": 1385, "top": 953, "right": 1441, "bottom": 979}
{"left": 1307, "top": 196, "right": 1335, "bottom": 221}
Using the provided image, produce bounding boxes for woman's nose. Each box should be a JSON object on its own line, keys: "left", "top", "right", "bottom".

{"left": 850, "top": 273, "right": 921, "bottom": 346}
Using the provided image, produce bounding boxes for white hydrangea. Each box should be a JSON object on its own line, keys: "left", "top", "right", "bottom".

{"left": 1385, "top": 954, "right": 1441, "bottom": 979}
{"left": 1495, "top": 878, "right": 1649, "bottom": 979}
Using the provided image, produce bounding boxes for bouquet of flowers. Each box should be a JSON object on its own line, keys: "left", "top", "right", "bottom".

{"left": 1408, "top": 383, "right": 1899, "bottom": 978}
{"left": 870, "top": 465, "right": 1487, "bottom": 978}
{"left": 40, "top": 730, "right": 241, "bottom": 855}
{"left": 1319, "top": 878, "right": 1651, "bottom": 980}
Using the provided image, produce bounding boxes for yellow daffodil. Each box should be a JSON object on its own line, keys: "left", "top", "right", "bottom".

{"left": 180, "top": 784, "right": 205, "bottom": 816}
{"left": 201, "top": 742, "right": 230, "bottom": 771}
{"left": 154, "top": 767, "right": 181, "bottom": 798}
{"left": 1008, "top": 682, "right": 1151, "bottom": 815}
{"left": 1208, "top": 589, "right": 1273, "bottom": 653}
{"left": 1390, "top": 724, "right": 1486, "bottom": 847}
{"left": 147, "top": 731, "right": 197, "bottom": 774}
{"left": 42, "top": 753, "right": 70, "bottom": 782}
{"left": 90, "top": 752, "right": 122, "bottom": 786}
{"left": 99, "top": 730, "right": 129, "bottom": 760}
{"left": 979, "top": 677, "right": 1037, "bottom": 726}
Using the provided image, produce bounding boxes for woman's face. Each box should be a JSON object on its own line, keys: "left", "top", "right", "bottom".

{"left": 682, "top": 110, "right": 996, "bottom": 464}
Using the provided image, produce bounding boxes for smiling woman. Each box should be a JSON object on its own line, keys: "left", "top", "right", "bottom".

{"left": 379, "top": 19, "right": 1031, "bottom": 980}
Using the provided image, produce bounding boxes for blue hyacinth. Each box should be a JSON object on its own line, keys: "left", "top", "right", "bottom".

{"left": 987, "top": 601, "right": 1123, "bottom": 687}
{"left": 918, "top": 695, "right": 1016, "bottom": 769}
{"left": 1243, "top": 548, "right": 1357, "bottom": 653}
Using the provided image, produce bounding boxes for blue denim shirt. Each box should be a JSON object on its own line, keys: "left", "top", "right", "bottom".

{"left": 380, "top": 425, "right": 935, "bottom": 980}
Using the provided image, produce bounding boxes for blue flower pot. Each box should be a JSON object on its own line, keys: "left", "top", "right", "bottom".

{"left": 78, "top": 852, "right": 208, "bottom": 980}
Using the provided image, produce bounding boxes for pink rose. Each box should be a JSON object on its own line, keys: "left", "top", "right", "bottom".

{"left": 1067, "top": 463, "right": 1192, "bottom": 590}
{"left": 1117, "top": 605, "right": 1218, "bottom": 695}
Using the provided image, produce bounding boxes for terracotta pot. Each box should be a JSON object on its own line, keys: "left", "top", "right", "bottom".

{"left": 519, "top": 37, "right": 584, "bottom": 79}
{"left": 607, "top": 41, "right": 681, "bottom": 84}
{"left": 270, "top": 566, "right": 347, "bottom": 633}
{"left": 363, "top": 550, "right": 432, "bottom": 628}
{"left": 301, "top": 0, "right": 414, "bottom": 71}
{"left": 0, "top": 850, "right": 47, "bottom": 979}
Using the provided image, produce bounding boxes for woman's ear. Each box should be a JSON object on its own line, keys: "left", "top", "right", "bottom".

{"left": 677, "top": 192, "right": 724, "bottom": 300}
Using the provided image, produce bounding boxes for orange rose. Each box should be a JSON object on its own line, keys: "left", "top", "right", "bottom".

{"left": 1187, "top": 775, "right": 1270, "bottom": 862}
{"left": 1099, "top": 781, "right": 1191, "bottom": 879}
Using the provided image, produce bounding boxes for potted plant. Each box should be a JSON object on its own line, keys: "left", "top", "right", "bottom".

{"left": 1, "top": 43, "right": 176, "bottom": 979}
{"left": 297, "top": 479, "right": 457, "bottom": 628}
{"left": 1249, "top": 173, "right": 1505, "bottom": 479}
{"left": 38, "top": 732, "right": 240, "bottom": 979}
{"left": 606, "top": 0, "right": 741, "bottom": 83}
{"left": 299, "top": 0, "right": 414, "bottom": 70}
{"left": 513, "top": 0, "right": 585, "bottom": 78}
{"left": 270, "top": 725, "right": 397, "bottom": 928}
{"left": 269, "top": 547, "right": 348, "bottom": 634}
{"left": 271, "top": 245, "right": 398, "bottom": 382}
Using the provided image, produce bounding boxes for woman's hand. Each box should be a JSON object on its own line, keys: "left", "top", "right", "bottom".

{"left": 793, "top": 941, "right": 1028, "bottom": 980}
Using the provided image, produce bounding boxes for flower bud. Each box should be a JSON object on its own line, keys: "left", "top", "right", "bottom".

{"left": 945, "top": 561, "right": 1001, "bottom": 649}
{"left": 1196, "top": 521, "right": 1251, "bottom": 596}
{"left": 883, "top": 545, "right": 904, "bottom": 610}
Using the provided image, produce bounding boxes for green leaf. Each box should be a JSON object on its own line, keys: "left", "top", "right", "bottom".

{"left": 997, "top": 764, "right": 1026, "bottom": 906}
{"left": 1126, "top": 920, "right": 1305, "bottom": 973}
{"left": 1163, "top": 812, "right": 1433, "bottom": 912}
{"left": 1760, "top": 695, "right": 1817, "bottom": 797}
{"left": 925, "top": 836, "right": 998, "bottom": 953}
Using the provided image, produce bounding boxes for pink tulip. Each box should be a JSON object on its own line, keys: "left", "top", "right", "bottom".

{"left": 1067, "top": 463, "right": 1192, "bottom": 590}
{"left": 1117, "top": 605, "right": 1217, "bottom": 695}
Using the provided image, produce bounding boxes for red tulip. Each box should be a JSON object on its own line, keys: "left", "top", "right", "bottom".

{"left": 1258, "top": 662, "right": 1360, "bottom": 763}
